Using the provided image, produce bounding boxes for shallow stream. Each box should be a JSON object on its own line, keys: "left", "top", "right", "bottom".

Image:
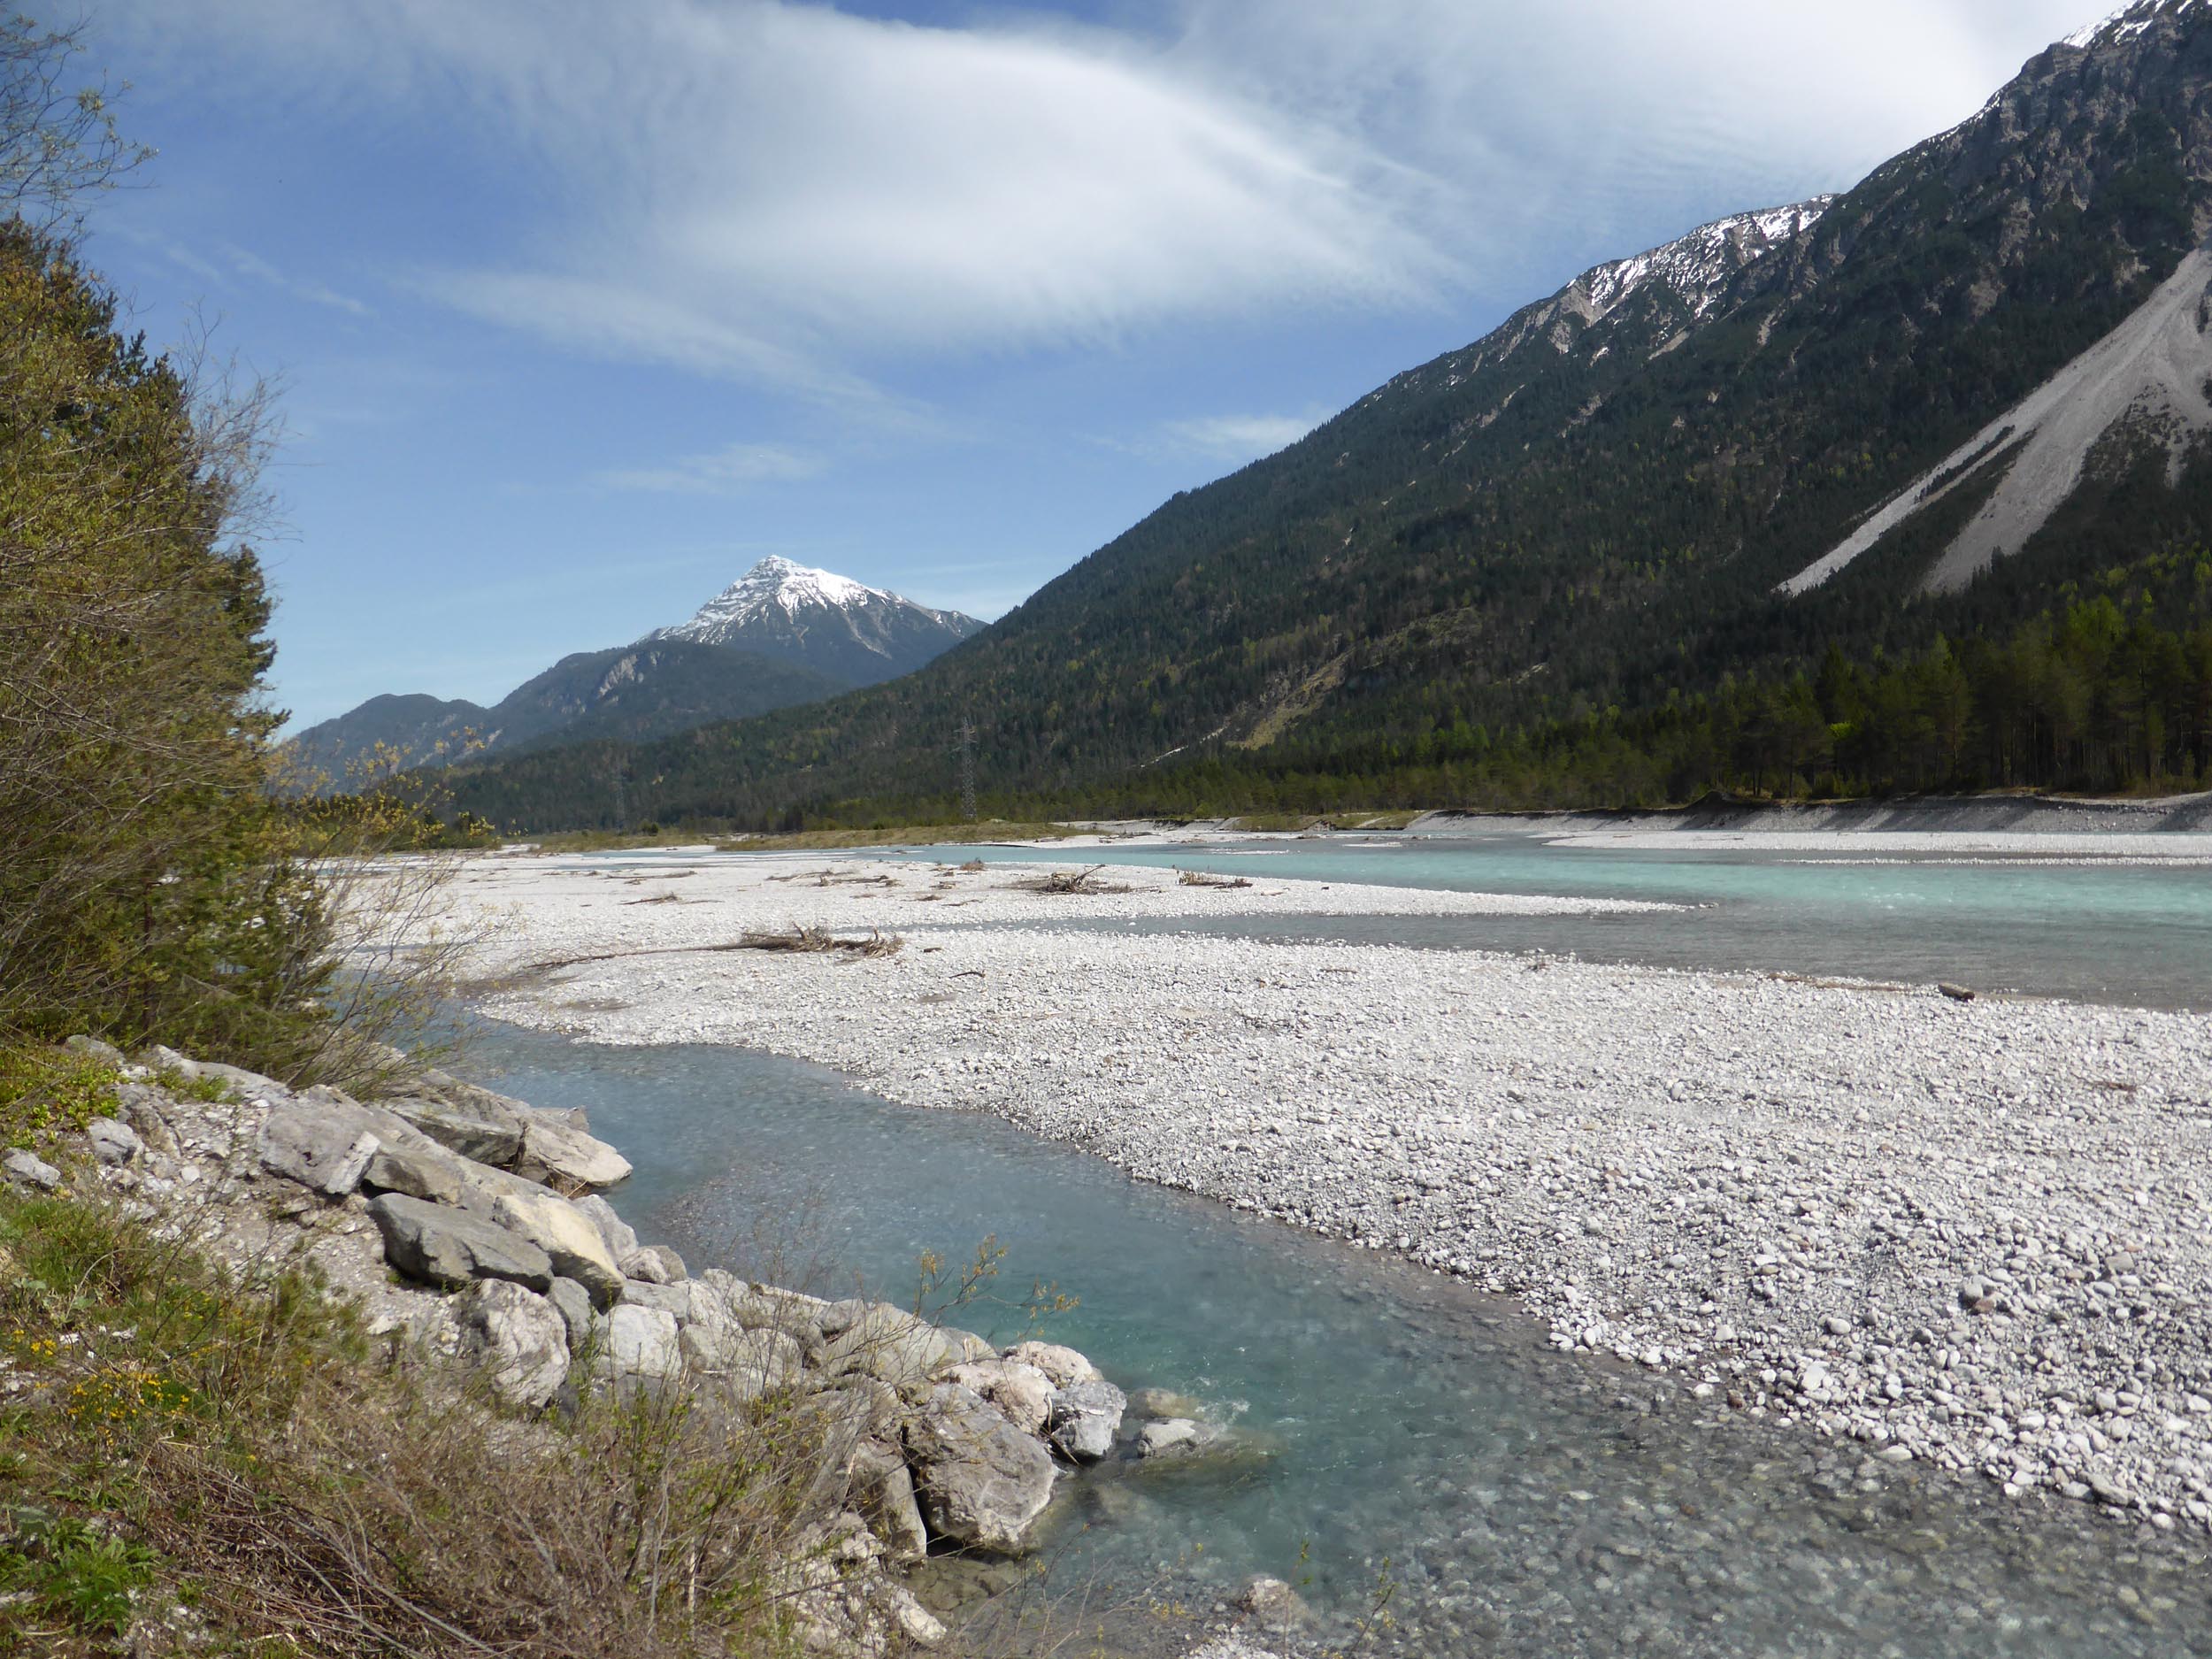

{"left": 475, "top": 1023, "right": 2212, "bottom": 1658}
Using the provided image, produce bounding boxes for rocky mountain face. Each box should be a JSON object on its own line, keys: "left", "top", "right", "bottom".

{"left": 650, "top": 556, "right": 986, "bottom": 687}
{"left": 287, "top": 560, "right": 974, "bottom": 789}
{"left": 448, "top": 3, "right": 2212, "bottom": 828}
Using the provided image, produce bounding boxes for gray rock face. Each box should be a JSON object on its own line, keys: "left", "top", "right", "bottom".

{"left": 1002, "top": 1340, "right": 1100, "bottom": 1388}
{"left": 4, "top": 1149, "right": 61, "bottom": 1190}
{"left": 63, "top": 1034, "right": 127, "bottom": 1066}
{"left": 455, "top": 1280, "right": 571, "bottom": 1409}
{"left": 369, "top": 1193, "right": 553, "bottom": 1293}
{"left": 362, "top": 1145, "right": 474, "bottom": 1209}
{"left": 1048, "top": 1379, "right": 1127, "bottom": 1463}
{"left": 620, "top": 1279, "right": 692, "bottom": 1318}
{"left": 679, "top": 1323, "right": 803, "bottom": 1400}
{"left": 819, "top": 1303, "right": 967, "bottom": 1389}
{"left": 545, "top": 1276, "right": 596, "bottom": 1355}
{"left": 946, "top": 1359, "right": 1055, "bottom": 1436}
{"left": 489, "top": 1191, "right": 624, "bottom": 1308}
{"left": 257, "top": 1109, "right": 379, "bottom": 1197}
{"left": 851, "top": 1436, "right": 930, "bottom": 1563}
{"left": 86, "top": 1117, "right": 142, "bottom": 1166}
{"left": 380, "top": 1090, "right": 523, "bottom": 1168}
{"left": 513, "top": 1118, "right": 632, "bottom": 1191}
{"left": 575, "top": 1194, "right": 639, "bottom": 1261}
{"left": 903, "top": 1383, "right": 1057, "bottom": 1554}
{"left": 620, "top": 1243, "right": 686, "bottom": 1285}
{"left": 597, "top": 1303, "right": 681, "bottom": 1382}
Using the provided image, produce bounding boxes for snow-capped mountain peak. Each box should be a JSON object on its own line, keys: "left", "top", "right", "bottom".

{"left": 2064, "top": 0, "right": 2208, "bottom": 50}
{"left": 649, "top": 557, "right": 985, "bottom": 687}
{"left": 665, "top": 556, "right": 880, "bottom": 634}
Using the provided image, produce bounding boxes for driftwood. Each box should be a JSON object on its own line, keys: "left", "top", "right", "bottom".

{"left": 736, "top": 926, "right": 903, "bottom": 957}
{"left": 1018, "top": 865, "right": 1129, "bottom": 895}
{"left": 1177, "top": 869, "right": 1253, "bottom": 890}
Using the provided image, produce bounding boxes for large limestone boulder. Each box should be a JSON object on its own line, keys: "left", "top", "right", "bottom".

{"left": 513, "top": 1118, "right": 631, "bottom": 1192}
{"left": 692, "top": 1271, "right": 826, "bottom": 1348}
{"left": 368, "top": 1194, "right": 553, "bottom": 1293}
{"left": 490, "top": 1192, "right": 624, "bottom": 1308}
{"left": 1002, "top": 1340, "right": 1100, "bottom": 1389}
{"left": 257, "top": 1108, "right": 379, "bottom": 1197}
{"left": 455, "top": 1281, "right": 570, "bottom": 1409}
{"left": 818, "top": 1303, "right": 968, "bottom": 1390}
{"left": 597, "top": 1304, "right": 682, "bottom": 1382}
{"left": 678, "top": 1324, "right": 804, "bottom": 1401}
{"left": 361, "top": 1144, "right": 475, "bottom": 1210}
{"left": 903, "top": 1383, "right": 1057, "bottom": 1554}
{"left": 379, "top": 1079, "right": 526, "bottom": 1168}
{"left": 620, "top": 1244, "right": 686, "bottom": 1285}
{"left": 850, "top": 1436, "right": 929, "bottom": 1563}
{"left": 946, "top": 1359, "right": 1056, "bottom": 1436}
{"left": 574, "top": 1194, "right": 639, "bottom": 1260}
{"left": 1047, "top": 1379, "right": 1127, "bottom": 1463}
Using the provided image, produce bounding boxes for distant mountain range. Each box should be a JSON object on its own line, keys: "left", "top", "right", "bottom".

{"left": 285, "top": 558, "right": 981, "bottom": 787}
{"left": 444, "top": 0, "right": 2212, "bottom": 828}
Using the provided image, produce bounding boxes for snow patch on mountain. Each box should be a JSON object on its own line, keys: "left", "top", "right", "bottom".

{"left": 1571, "top": 198, "right": 1835, "bottom": 325}
{"left": 2064, "top": 0, "right": 2209, "bottom": 50}
{"left": 659, "top": 556, "right": 883, "bottom": 638}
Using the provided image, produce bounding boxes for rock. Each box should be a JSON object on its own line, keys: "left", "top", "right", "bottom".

{"left": 851, "top": 1436, "right": 931, "bottom": 1563}
{"left": 113, "top": 1088, "right": 179, "bottom": 1156}
{"left": 946, "top": 1360, "right": 1056, "bottom": 1436}
{"left": 86, "top": 1117, "right": 142, "bottom": 1166}
{"left": 62, "top": 1035, "right": 127, "bottom": 1067}
{"left": 368, "top": 1193, "right": 553, "bottom": 1293}
{"left": 679, "top": 1324, "right": 804, "bottom": 1400}
{"left": 620, "top": 1244, "right": 687, "bottom": 1285}
{"left": 1128, "top": 1386, "right": 1204, "bottom": 1419}
{"left": 380, "top": 1079, "right": 527, "bottom": 1168}
{"left": 619, "top": 1279, "right": 693, "bottom": 1319}
{"left": 1235, "top": 1575, "right": 1312, "bottom": 1628}
{"left": 489, "top": 1192, "right": 624, "bottom": 1308}
{"left": 818, "top": 1303, "right": 967, "bottom": 1389}
{"left": 257, "top": 1109, "right": 379, "bottom": 1197}
{"left": 361, "top": 1145, "right": 474, "bottom": 1209}
{"left": 574, "top": 1194, "right": 639, "bottom": 1261}
{"left": 1138, "top": 1417, "right": 1202, "bottom": 1457}
{"left": 903, "top": 1383, "right": 1057, "bottom": 1554}
{"left": 1001, "top": 1340, "right": 1101, "bottom": 1389}
{"left": 1048, "top": 1378, "right": 1128, "bottom": 1463}
{"left": 891, "top": 1592, "right": 947, "bottom": 1649}
{"left": 597, "top": 1304, "right": 682, "bottom": 1382}
{"left": 2086, "top": 1466, "right": 2133, "bottom": 1507}
{"left": 4, "top": 1149, "right": 61, "bottom": 1191}
{"left": 545, "top": 1276, "right": 596, "bottom": 1354}
{"left": 455, "top": 1280, "right": 571, "bottom": 1409}
{"left": 513, "top": 1118, "right": 632, "bottom": 1192}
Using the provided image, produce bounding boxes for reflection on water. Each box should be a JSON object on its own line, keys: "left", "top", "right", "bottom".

{"left": 475, "top": 1024, "right": 2211, "bottom": 1658}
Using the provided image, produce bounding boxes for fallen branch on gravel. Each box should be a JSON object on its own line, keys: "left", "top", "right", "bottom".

{"left": 735, "top": 926, "right": 903, "bottom": 958}
{"left": 512, "top": 928, "right": 905, "bottom": 977}
{"left": 1177, "top": 870, "right": 1253, "bottom": 889}
{"left": 1018, "top": 865, "right": 1129, "bottom": 895}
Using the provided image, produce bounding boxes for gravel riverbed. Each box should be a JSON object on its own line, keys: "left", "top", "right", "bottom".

{"left": 435, "top": 849, "right": 2212, "bottom": 1538}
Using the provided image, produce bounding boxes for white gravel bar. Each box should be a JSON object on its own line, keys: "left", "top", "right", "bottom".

{"left": 435, "top": 849, "right": 2212, "bottom": 1534}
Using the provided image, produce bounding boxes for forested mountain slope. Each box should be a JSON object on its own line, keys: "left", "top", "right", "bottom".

{"left": 449, "top": 1, "right": 2212, "bottom": 829}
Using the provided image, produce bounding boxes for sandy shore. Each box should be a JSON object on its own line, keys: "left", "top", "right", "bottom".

{"left": 434, "top": 848, "right": 2212, "bottom": 1535}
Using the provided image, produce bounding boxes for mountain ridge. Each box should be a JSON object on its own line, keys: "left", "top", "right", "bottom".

{"left": 441, "top": 4, "right": 2212, "bottom": 828}
{"left": 287, "top": 557, "right": 978, "bottom": 788}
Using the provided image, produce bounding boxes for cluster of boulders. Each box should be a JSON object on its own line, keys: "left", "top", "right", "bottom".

{"left": 10, "top": 1038, "right": 1139, "bottom": 1655}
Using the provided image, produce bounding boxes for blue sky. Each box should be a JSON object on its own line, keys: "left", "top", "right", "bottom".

{"left": 77, "top": 0, "right": 2098, "bottom": 728}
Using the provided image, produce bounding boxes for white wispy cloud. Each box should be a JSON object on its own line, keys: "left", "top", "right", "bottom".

{"left": 110, "top": 0, "right": 1444, "bottom": 407}
{"left": 106, "top": 0, "right": 2101, "bottom": 399}
{"left": 595, "top": 442, "right": 827, "bottom": 495}
{"left": 1160, "top": 411, "right": 1326, "bottom": 463}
